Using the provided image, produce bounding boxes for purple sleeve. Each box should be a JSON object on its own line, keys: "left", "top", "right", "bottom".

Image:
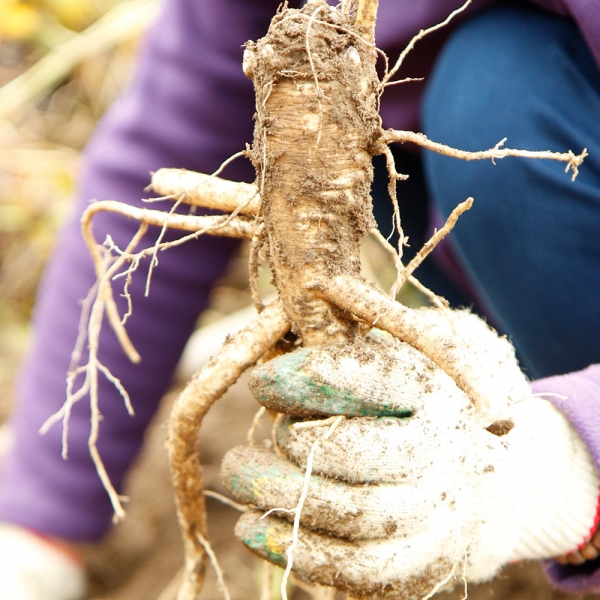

{"left": 0, "top": 0, "right": 280, "bottom": 541}
{"left": 531, "top": 366, "right": 600, "bottom": 593}
{"left": 528, "top": 0, "right": 600, "bottom": 67}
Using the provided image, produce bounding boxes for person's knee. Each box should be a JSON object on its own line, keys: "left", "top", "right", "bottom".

{"left": 417, "top": 6, "right": 600, "bottom": 376}
{"left": 421, "top": 4, "right": 599, "bottom": 223}
{"left": 422, "top": 5, "right": 584, "bottom": 154}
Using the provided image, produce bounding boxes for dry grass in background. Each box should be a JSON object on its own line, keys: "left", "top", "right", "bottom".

{"left": 0, "top": 0, "right": 157, "bottom": 416}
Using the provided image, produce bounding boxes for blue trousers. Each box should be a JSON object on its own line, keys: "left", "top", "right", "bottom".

{"left": 420, "top": 5, "right": 600, "bottom": 379}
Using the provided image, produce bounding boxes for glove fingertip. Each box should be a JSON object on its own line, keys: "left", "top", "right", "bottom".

{"left": 235, "top": 510, "right": 289, "bottom": 568}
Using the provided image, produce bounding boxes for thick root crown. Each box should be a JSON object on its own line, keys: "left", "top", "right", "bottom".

{"left": 246, "top": 2, "right": 382, "bottom": 345}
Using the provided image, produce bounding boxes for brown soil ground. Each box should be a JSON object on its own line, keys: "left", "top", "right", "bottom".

{"left": 81, "top": 373, "right": 600, "bottom": 600}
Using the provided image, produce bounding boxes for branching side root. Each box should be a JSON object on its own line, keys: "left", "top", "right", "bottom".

{"left": 168, "top": 299, "right": 290, "bottom": 600}
{"left": 385, "top": 129, "right": 587, "bottom": 180}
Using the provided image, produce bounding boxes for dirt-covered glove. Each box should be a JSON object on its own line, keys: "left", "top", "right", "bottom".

{"left": 0, "top": 523, "right": 86, "bottom": 600}
{"left": 221, "top": 323, "right": 600, "bottom": 599}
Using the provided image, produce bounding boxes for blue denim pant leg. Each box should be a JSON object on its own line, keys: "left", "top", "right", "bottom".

{"left": 421, "top": 5, "right": 600, "bottom": 379}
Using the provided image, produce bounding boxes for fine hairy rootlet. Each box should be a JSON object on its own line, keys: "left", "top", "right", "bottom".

{"left": 46, "top": 1, "right": 588, "bottom": 599}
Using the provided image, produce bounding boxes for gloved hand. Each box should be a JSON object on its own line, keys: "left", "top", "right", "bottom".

{"left": 530, "top": 364, "right": 600, "bottom": 568}
{"left": 0, "top": 523, "right": 87, "bottom": 600}
{"left": 221, "top": 319, "right": 600, "bottom": 599}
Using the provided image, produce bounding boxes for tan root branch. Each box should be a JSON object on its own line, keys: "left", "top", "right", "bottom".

{"left": 150, "top": 168, "right": 261, "bottom": 216}
{"left": 80, "top": 199, "right": 256, "bottom": 361}
{"left": 323, "top": 274, "right": 496, "bottom": 416}
{"left": 407, "top": 275, "right": 448, "bottom": 309}
{"left": 80, "top": 214, "right": 143, "bottom": 363}
{"left": 382, "top": 145, "right": 408, "bottom": 294}
{"left": 385, "top": 129, "right": 588, "bottom": 180}
{"left": 403, "top": 197, "right": 473, "bottom": 282}
{"left": 195, "top": 531, "right": 232, "bottom": 600}
{"left": 59, "top": 175, "right": 260, "bottom": 521}
{"left": 83, "top": 200, "right": 257, "bottom": 239}
{"left": 353, "top": 0, "right": 379, "bottom": 42}
{"left": 368, "top": 192, "right": 471, "bottom": 307}
{"left": 380, "top": 0, "right": 471, "bottom": 88}
{"left": 41, "top": 223, "right": 150, "bottom": 519}
{"left": 260, "top": 561, "right": 274, "bottom": 600}
{"left": 168, "top": 299, "right": 290, "bottom": 600}
{"left": 204, "top": 491, "right": 248, "bottom": 513}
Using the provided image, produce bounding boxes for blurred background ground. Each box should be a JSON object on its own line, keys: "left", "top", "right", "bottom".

{"left": 0, "top": 2, "right": 597, "bottom": 599}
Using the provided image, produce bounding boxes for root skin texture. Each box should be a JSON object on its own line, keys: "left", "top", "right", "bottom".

{"left": 167, "top": 300, "right": 290, "bottom": 600}
{"left": 247, "top": 1, "right": 381, "bottom": 346}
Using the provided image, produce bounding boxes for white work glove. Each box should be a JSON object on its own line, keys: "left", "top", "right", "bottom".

{"left": 222, "top": 312, "right": 600, "bottom": 599}
{"left": 0, "top": 523, "right": 87, "bottom": 600}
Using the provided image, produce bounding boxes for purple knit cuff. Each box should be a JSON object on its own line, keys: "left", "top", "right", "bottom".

{"left": 531, "top": 365, "right": 600, "bottom": 593}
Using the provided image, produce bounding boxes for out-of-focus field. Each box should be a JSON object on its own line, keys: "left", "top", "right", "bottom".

{"left": 0, "top": 0, "right": 157, "bottom": 416}
{"left": 0, "top": 3, "right": 595, "bottom": 599}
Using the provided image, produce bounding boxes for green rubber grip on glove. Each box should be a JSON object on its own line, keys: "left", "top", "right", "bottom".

{"left": 249, "top": 347, "right": 413, "bottom": 418}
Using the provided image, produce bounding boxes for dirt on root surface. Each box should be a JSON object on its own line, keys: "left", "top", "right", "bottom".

{"left": 80, "top": 373, "right": 600, "bottom": 600}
